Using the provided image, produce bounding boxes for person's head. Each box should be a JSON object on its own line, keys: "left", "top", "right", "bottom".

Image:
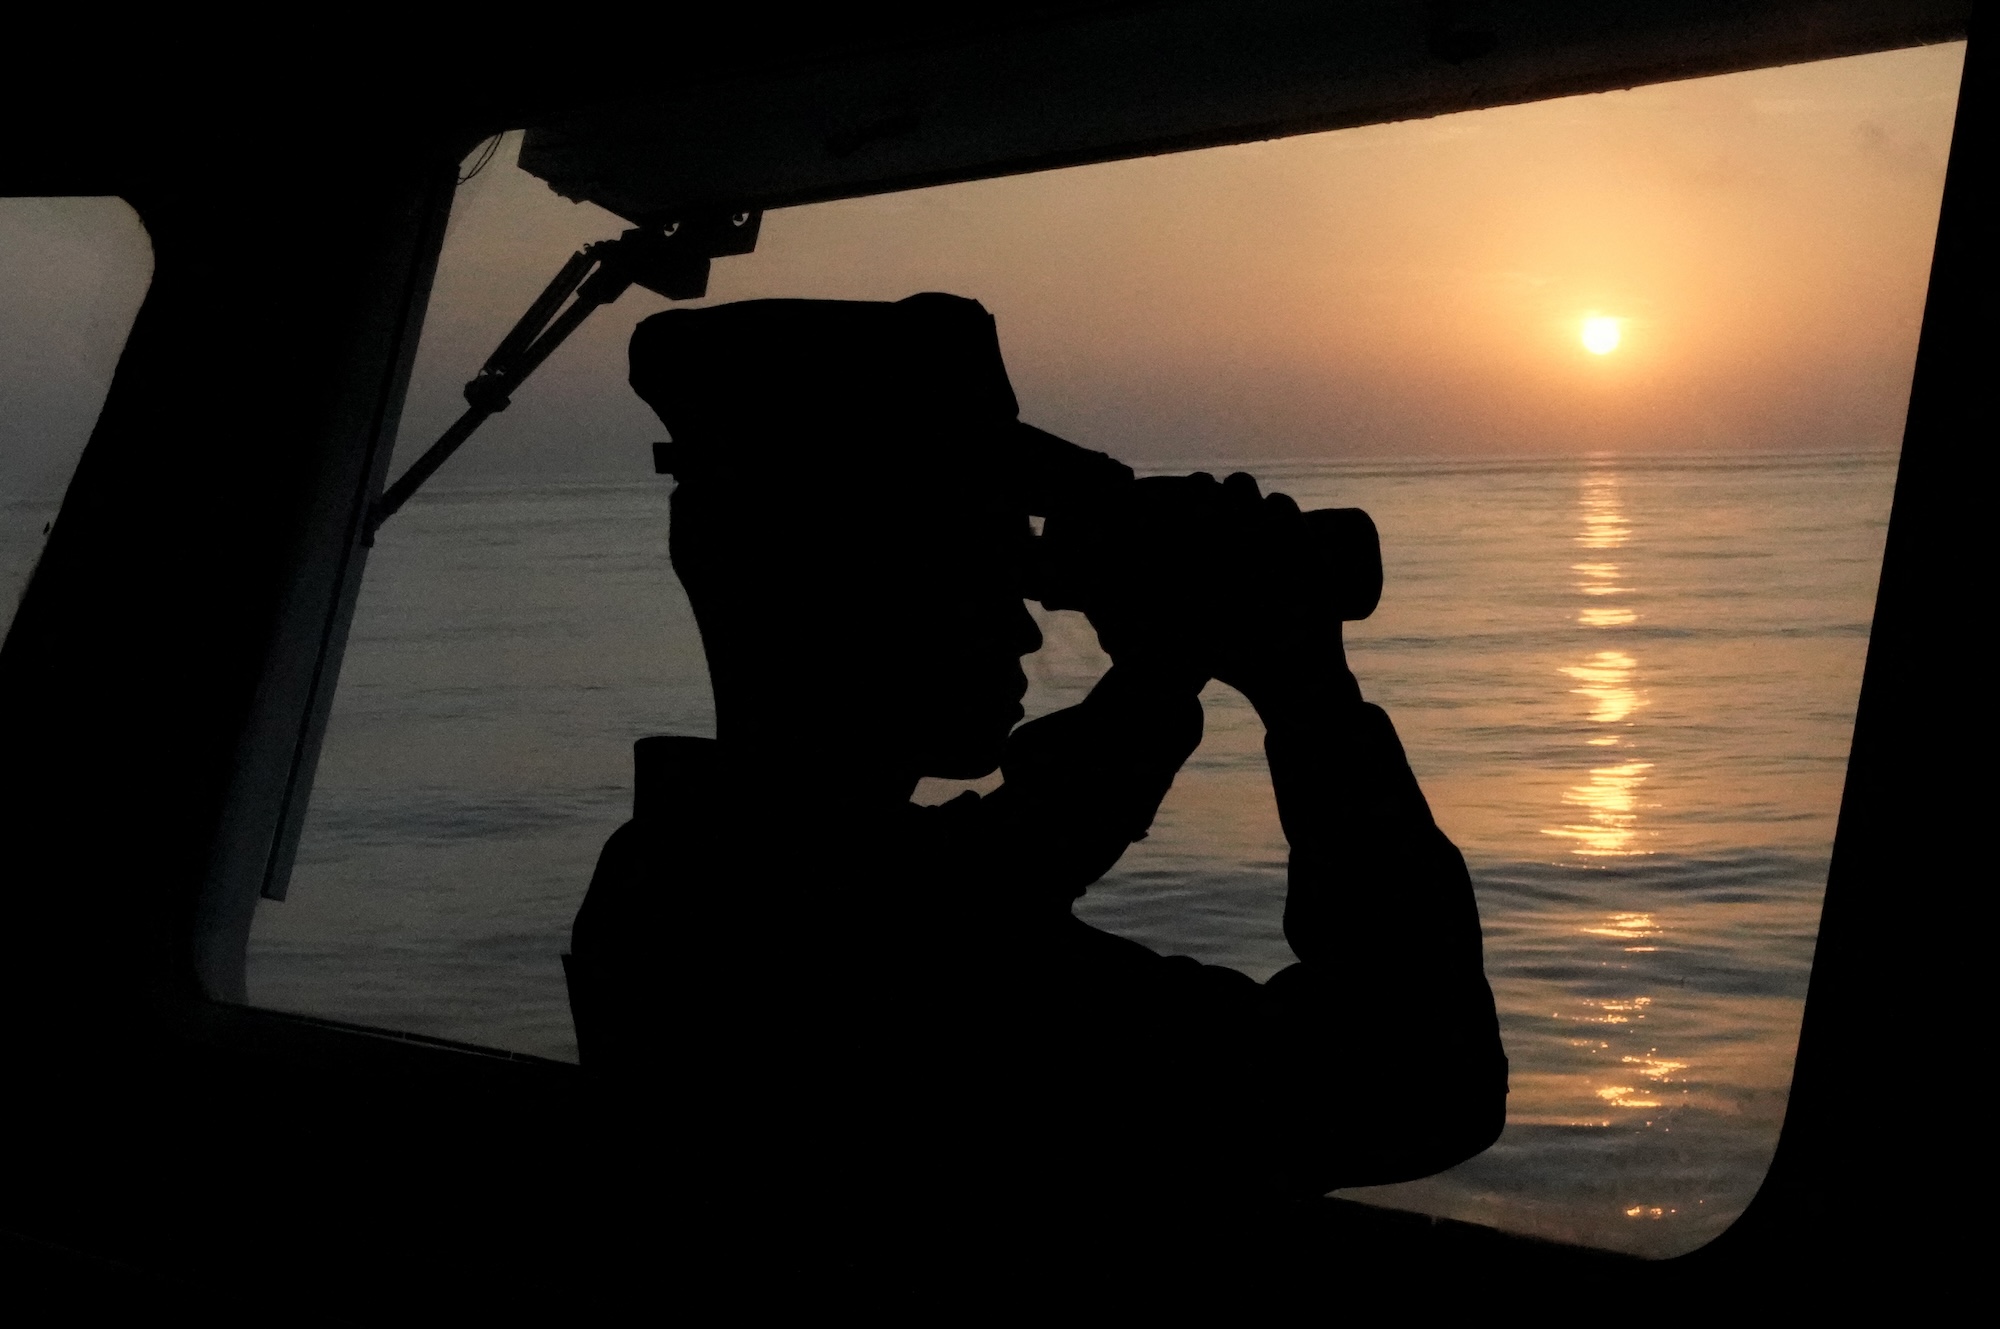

{"left": 663, "top": 457, "right": 1042, "bottom": 783}
{"left": 631, "top": 295, "right": 1124, "bottom": 788}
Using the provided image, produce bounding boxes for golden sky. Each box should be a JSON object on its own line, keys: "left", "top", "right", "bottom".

{"left": 716, "top": 41, "right": 1963, "bottom": 463}
{"left": 0, "top": 41, "right": 1966, "bottom": 492}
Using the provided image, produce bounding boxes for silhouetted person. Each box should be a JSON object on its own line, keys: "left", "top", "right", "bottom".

{"left": 565, "top": 294, "right": 1504, "bottom": 1275}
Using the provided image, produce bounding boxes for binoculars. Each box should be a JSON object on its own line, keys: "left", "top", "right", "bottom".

{"left": 1026, "top": 477, "right": 1383, "bottom": 622}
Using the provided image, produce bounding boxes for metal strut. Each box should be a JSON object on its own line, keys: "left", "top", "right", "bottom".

{"left": 368, "top": 210, "right": 762, "bottom": 533}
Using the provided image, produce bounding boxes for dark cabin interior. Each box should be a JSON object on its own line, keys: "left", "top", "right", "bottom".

{"left": 0, "top": 2, "right": 1981, "bottom": 1316}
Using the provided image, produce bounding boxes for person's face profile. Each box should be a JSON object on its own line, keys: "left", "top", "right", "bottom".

{"left": 874, "top": 502, "right": 1043, "bottom": 780}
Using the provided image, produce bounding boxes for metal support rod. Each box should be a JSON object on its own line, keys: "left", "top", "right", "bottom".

{"left": 368, "top": 242, "right": 618, "bottom": 531}
{"left": 491, "top": 247, "right": 598, "bottom": 368}
{"left": 369, "top": 400, "right": 501, "bottom": 528}
{"left": 363, "top": 210, "right": 760, "bottom": 534}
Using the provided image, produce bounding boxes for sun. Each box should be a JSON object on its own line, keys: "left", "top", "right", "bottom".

{"left": 1582, "top": 316, "right": 1622, "bottom": 355}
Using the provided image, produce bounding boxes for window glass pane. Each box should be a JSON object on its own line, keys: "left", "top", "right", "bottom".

{"left": 0, "top": 199, "right": 153, "bottom": 639}
{"left": 248, "top": 42, "right": 1963, "bottom": 1257}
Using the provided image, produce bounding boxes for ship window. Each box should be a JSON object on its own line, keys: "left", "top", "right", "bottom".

{"left": 247, "top": 41, "right": 1963, "bottom": 1259}
{"left": 0, "top": 198, "right": 153, "bottom": 643}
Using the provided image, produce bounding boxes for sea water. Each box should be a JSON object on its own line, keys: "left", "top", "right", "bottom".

{"left": 248, "top": 451, "right": 1895, "bottom": 1257}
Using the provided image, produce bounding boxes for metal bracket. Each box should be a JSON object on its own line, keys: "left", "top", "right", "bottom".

{"left": 367, "top": 209, "right": 761, "bottom": 532}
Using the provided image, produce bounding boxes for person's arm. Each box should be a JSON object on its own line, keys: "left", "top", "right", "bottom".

{"left": 1238, "top": 650, "right": 1507, "bottom": 1190}
{"left": 959, "top": 663, "right": 1205, "bottom": 915}
{"left": 1073, "top": 472, "right": 1504, "bottom": 1191}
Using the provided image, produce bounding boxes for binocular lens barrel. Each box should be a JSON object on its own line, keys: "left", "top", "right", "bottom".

{"left": 1029, "top": 500, "right": 1383, "bottom": 623}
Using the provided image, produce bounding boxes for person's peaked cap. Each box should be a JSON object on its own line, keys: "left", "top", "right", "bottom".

{"left": 630, "top": 293, "right": 1131, "bottom": 515}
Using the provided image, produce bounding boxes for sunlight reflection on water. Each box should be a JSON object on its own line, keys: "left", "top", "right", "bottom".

{"left": 1545, "top": 474, "right": 1652, "bottom": 858}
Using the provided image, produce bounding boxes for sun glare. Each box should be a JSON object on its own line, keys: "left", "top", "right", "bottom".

{"left": 1582, "top": 316, "right": 1622, "bottom": 355}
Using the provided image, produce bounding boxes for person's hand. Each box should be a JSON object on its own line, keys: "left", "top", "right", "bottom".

{"left": 1202, "top": 473, "right": 1357, "bottom": 716}
{"left": 1049, "top": 473, "right": 1225, "bottom": 685}
{"left": 1044, "top": 471, "right": 1359, "bottom": 713}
